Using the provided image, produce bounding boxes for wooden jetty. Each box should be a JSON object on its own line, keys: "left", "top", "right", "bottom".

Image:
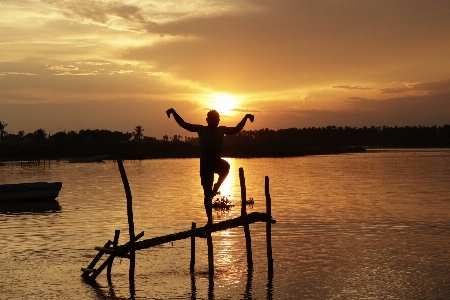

{"left": 81, "top": 159, "right": 276, "bottom": 284}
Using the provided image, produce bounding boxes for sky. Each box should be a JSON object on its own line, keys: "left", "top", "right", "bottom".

{"left": 1, "top": 0, "right": 450, "bottom": 139}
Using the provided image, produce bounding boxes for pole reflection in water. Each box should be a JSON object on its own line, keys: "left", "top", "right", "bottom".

{"left": 208, "top": 276, "right": 215, "bottom": 300}
{"left": 266, "top": 276, "right": 274, "bottom": 300}
{"left": 243, "top": 270, "right": 253, "bottom": 300}
{"left": 190, "top": 273, "right": 197, "bottom": 300}
{"left": 129, "top": 275, "right": 135, "bottom": 300}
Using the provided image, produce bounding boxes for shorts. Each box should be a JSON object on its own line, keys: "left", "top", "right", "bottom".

{"left": 200, "top": 158, "right": 229, "bottom": 187}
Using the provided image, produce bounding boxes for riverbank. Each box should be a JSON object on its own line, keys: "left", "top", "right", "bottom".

{"left": 0, "top": 141, "right": 366, "bottom": 162}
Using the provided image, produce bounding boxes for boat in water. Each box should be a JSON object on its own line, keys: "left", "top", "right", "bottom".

{"left": 0, "top": 182, "right": 62, "bottom": 202}
{"left": 68, "top": 154, "right": 108, "bottom": 163}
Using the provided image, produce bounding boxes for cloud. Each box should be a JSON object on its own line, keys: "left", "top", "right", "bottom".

{"left": 54, "top": 72, "right": 98, "bottom": 76}
{"left": 109, "top": 70, "right": 134, "bottom": 75}
{"left": 230, "top": 108, "right": 261, "bottom": 113}
{"left": 76, "top": 61, "right": 112, "bottom": 66}
{"left": 331, "top": 85, "right": 372, "bottom": 90}
{"left": 61, "top": 2, "right": 145, "bottom": 25}
{"left": 123, "top": 0, "right": 450, "bottom": 93}
{"left": 0, "top": 72, "right": 37, "bottom": 76}
{"left": 380, "top": 80, "right": 450, "bottom": 94}
{"left": 47, "top": 65, "right": 79, "bottom": 72}
{"left": 379, "top": 87, "right": 413, "bottom": 94}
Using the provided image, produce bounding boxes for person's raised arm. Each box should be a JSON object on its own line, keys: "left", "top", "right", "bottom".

{"left": 224, "top": 114, "right": 254, "bottom": 135}
{"left": 166, "top": 108, "right": 199, "bottom": 132}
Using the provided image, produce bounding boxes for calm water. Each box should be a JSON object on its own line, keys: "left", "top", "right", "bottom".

{"left": 1, "top": 149, "right": 450, "bottom": 299}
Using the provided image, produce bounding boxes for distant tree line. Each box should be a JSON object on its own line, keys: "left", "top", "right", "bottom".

{"left": 0, "top": 122, "right": 449, "bottom": 161}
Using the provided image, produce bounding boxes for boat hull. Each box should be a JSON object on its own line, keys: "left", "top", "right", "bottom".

{"left": 68, "top": 155, "right": 108, "bottom": 163}
{"left": 0, "top": 182, "right": 62, "bottom": 202}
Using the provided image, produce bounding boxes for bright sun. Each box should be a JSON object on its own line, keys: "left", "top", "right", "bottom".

{"left": 212, "top": 93, "right": 236, "bottom": 114}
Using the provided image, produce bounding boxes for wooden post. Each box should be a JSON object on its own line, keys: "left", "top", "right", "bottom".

{"left": 190, "top": 222, "right": 196, "bottom": 272}
{"left": 117, "top": 159, "right": 136, "bottom": 296}
{"left": 265, "top": 176, "right": 274, "bottom": 276}
{"left": 239, "top": 167, "right": 253, "bottom": 270}
{"left": 207, "top": 230, "right": 214, "bottom": 276}
{"left": 107, "top": 230, "right": 120, "bottom": 281}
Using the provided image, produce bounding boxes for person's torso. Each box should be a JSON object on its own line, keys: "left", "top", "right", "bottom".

{"left": 198, "top": 126, "right": 225, "bottom": 160}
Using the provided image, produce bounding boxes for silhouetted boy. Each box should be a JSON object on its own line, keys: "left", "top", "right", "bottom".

{"left": 166, "top": 108, "right": 254, "bottom": 223}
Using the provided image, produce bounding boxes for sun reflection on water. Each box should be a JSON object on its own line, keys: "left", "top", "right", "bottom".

{"left": 215, "top": 229, "right": 244, "bottom": 286}
{"left": 215, "top": 157, "right": 234, "bottom": 200}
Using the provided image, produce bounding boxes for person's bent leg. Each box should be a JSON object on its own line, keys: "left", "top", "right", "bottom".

{"left": 211, "top": 159, "right": 230, "bottom": 197}
{"left": 201, "top": 172, "right": 214, "bottom": 224}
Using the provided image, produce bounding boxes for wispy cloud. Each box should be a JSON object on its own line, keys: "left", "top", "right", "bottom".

{"left": 331, "top": 85, "right": 371, "bottom": 90}
{"left": 379, "top": 87, "right": 413, "bottom": 94}
{"left": 380, "top": 80, "right": 450, "bottom": 94}
{"left": 231, "top": 108, "right": 261, "bottom": 113}
{"left": 47, "top": 65, "right": 79, "bottom": 72}
{"left": 0, "top": 72, "right": 37, "bottom": 76}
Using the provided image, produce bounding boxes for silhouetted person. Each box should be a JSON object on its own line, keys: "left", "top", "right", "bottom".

{"left": 166, "top": 108, "right": 254, "bottom": 223}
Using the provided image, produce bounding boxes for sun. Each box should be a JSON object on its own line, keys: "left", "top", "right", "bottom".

{"left": 211, "top": 93, "right": 236, "bottom": 114}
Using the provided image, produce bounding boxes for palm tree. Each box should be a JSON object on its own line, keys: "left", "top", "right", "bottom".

{"left": 0, "top": 121, "right": 7, "bottom": 142}
{"left": 33, "top": 128, "right": 47, "bottom": 141}
{"left": 133, "top": 125, "right": 144, "bottom": 142}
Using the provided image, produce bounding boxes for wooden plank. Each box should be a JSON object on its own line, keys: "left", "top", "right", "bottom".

{"left": 81, "top": 268, "right": 96, "bottom": 273}
{"left": 128, "top": 212, "right": 274, "bottom": 252}
{"left": 95, "top": 247, "right": 114, "bottom": 254}
{"left": 87, "top": 231, "right": 144, "bottom": 281}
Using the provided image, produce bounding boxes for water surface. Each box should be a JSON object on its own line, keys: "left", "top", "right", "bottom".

{"left": 1, "top": 149, "right": 450, "bottom": 299}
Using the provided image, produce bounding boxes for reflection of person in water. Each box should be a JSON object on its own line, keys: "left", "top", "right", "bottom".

{"left": 166, "top": 108, "right": 254, "bottom": 223}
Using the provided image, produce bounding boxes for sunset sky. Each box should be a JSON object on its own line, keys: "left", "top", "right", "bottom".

{"left": 1, "top": 0, "right": 450, "bottom": 139}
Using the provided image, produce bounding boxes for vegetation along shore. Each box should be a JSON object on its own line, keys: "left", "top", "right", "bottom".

{"left": 1, "top": 123, "right": 449, "bottom": 161}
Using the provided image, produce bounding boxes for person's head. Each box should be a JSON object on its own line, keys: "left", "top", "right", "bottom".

{"left": 206, "top": 110, "right": 220, "bottom": 127}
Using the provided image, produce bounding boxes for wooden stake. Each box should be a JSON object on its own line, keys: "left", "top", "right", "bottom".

{"left": 88, "top": 232, "right": 144, "bottom": 281}
{"left": 117, "top": 159, "right": 136, "bottom": 295}
{"left": 239, "top": 168, "right": 253, "bottom": 270}
{"left": 107, "top": 230, "right": 120, "bottom": 281}
{"left": 207, "top": 228, "right": 214, "bottom": 276}
{"left": 81, "top": 240, "right": 113, "bottom": 279}
{"left": 190, "top": 222, "right": 196, "bottom": 272}
{"left": 265, "top": 176, "right": 274, "bottom": 276}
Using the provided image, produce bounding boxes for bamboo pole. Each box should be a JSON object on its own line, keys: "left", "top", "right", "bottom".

{"left": 239, "top": 168, "right": 253, "bottom": 270}
{"left": 88, "top": 232, "right": 144, "bottom": 281}
{"left": 190, "top": 222, "right": 196, "bottom": 272}
{"left": 129, "top": 213, "right": 274, "bottom": 251}
{"left": 207, "top": 229, "right": 214, "bottom": 276}
{"left": 107, "top": 230, "right": 120, "bottom": 281}
{"left": 117, "top": 159, "right": 136, "bottom": 294}
{"left": 81, "top": 240, "right": 113, "bottom": 279}
{"left": 265, "top": 176, "right": 274, "bottom": 276}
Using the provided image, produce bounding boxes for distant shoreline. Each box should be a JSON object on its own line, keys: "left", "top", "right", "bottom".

{"left": 0, "top": 145, "right": 367, "bottom": 162}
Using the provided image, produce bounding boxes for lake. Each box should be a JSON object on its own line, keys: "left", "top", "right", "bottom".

{"left": 1, "top": 149, "right": 450, "bottom": 299}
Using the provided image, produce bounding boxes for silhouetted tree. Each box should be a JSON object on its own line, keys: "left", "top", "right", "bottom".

{"left": 33, "top": 128, "right": 47, "bottom": 141}
{"left": 133, "top": 125, "right": 144, "bottom": 142}
{"left": 0, "top": 121, "right": 7, "bottom": 142}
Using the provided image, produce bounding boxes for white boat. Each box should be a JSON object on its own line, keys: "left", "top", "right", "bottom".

{"left": 0, "top": 182, "right": 62, "bottom": 202}
{"left": 68, "top": 154, "right": 108, "bottom": 163}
